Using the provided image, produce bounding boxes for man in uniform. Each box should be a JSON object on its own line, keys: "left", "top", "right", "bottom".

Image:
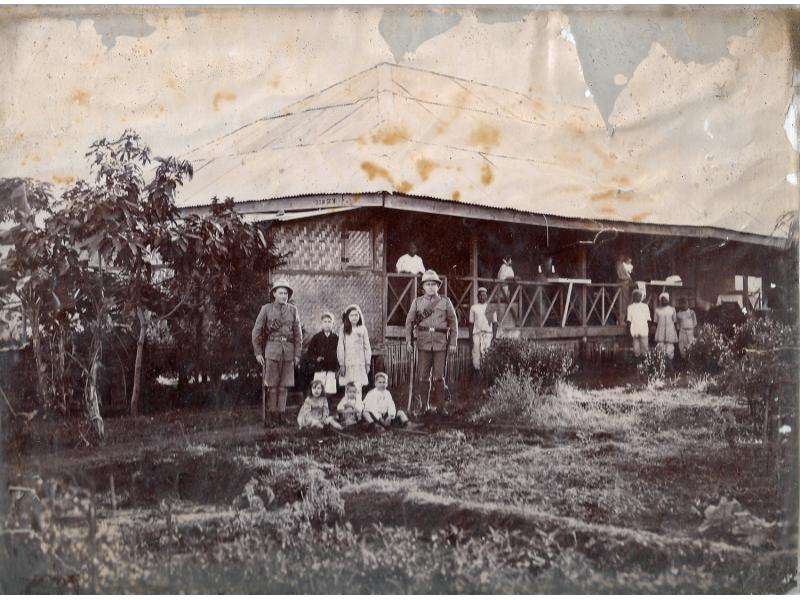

{"left": 252, "top": 280, "right": 302, "bottom": 427}
{"left": 405, "top": 269, "right": 458, "bottom": 413}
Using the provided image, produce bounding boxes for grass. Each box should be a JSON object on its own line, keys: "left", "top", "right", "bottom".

{"left": 2, "top": 381, "right": 796, "bottom": 593}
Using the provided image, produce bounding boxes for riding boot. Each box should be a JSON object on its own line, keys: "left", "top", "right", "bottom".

{"left": 276, "top": 412, "right": 286, "bottom": 427}
{"left": 264, "top": 411, "right": 273, "bottom": 428}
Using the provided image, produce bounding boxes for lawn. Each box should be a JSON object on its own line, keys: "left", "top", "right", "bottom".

{"left": 1, "top": 381, "right": 797, "bottom": 593}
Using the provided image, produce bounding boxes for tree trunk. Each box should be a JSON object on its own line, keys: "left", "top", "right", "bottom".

{"left": 85, "top": 346, "right": 105, "bottom": 442}
{"left": 130, "top": 307, "right": 148, "bottom": 417}
{"left": 28, "top": 303, "right": 52, "bottom": 412}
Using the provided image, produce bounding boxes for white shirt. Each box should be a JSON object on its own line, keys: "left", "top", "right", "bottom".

{"left": 497, "top": 263, "right": 515, "bottom": 280}
{"left": 396, "top": 254, "right": 425, "bottom": 274}
{"left": 469, "top": 303, "right": 497, "bottom": 334}
{"left": 626, "top": 302, "right": 651, "bottom": 337}
{"left": 363, "top": 388, "right": 396, "bottom": 418}
{"left": 336, "top": 396, "right": 364, "bottom": 425}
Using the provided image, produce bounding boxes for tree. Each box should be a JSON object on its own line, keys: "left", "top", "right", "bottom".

{"left": 2, "top": 130, "right": 283, "bottom": 436}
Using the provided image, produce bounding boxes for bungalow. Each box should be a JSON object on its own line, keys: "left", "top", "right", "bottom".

{"left": 177, "top": 63, "right": 793, "bottom": 385}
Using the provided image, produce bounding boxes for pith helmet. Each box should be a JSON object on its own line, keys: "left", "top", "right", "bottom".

{"left": 421, "top": 269, "right": 442, "bottom": 285}
{"left": 270, "top": 279, "right": 293, "bottom": 299}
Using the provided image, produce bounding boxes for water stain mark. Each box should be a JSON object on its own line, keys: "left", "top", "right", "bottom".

{"left": 70, "top": 89, "right": 91, "bottom": 107}
{"left": 361, "top": 161, "right": 395, "bottom": 185}
{"left": 451, "top": 190, "right": 461, "bottom": 201}
{"left": 52, "top": 175, "right": 76, "bottom": 185}
{"left": 468, "top": 125, "right": 500, "bottom": 151}
{"left": 396, "top": 181, "right": 413, "bottom": 194}
{"left": 212, "top": 91, "right": 237, "bottom": 112}
{"left": 371, "top": 125, "right": 411, "bottom": 145}
{"left": 416, "top": 158, "right": 438, "bottom": 181}
{"left": 481, "top": 163, "right": 494, "bottom": 186}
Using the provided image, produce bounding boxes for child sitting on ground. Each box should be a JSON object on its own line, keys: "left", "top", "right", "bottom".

{"left": 297, "top": 379, "right": 338, "bottom": 431}
{"left": 335, "top": 382, "right": 364, "bottom": 429}
{"left": 362, "top": 372, "right": 408, "bottom": 431}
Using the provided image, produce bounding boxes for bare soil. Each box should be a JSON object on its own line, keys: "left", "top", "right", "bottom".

{"left": 1, "top": 382, "right": 797, "bottom": 593}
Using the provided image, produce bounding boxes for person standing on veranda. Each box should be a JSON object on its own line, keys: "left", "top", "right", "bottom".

{"left": 405, "top": 270, "right": 458, "bottom": 413}
{"left": 395, "top": 242, "right": 426, "bottom": 275}
{"left": 252, "top": 280, "right": 302, "bottom": 428}
{"left": 469, "top": 286, "right": 497, "bottom": 371}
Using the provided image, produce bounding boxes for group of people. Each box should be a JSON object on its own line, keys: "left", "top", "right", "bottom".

{"left": 252, "top": 267, "right": 485, "bottom": 431}
{"left": 625, "top": 290, "right": 697, "bottom": 360}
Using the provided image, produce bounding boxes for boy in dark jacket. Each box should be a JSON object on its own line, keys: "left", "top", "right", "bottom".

{"left": 307, "top": 312, "right": 339, "bottom": 403}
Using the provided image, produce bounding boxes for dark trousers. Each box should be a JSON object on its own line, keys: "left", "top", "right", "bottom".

{"left": 416, "top": 349, "right": 446, "bottom": 408}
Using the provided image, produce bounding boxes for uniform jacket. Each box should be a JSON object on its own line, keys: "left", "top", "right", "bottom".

{"left": 307, "top": 330, "right": 339, "bottom": 372}
{"left": 251, "top": 302, "right": 302, "bottom": 361}
{"left": 404, "top": 293, "right": 458, "bottom": 351}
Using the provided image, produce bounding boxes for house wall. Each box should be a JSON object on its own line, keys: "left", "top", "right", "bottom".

{"left": 271, "top": 209, "right": 387, "bottom": 356}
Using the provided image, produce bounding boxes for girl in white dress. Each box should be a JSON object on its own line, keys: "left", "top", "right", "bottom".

{"left": 336, "top": 304, "right": 372, "bottom": 401}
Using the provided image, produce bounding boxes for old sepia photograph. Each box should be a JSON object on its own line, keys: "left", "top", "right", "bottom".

{"left": 0, "top": 4, "right": 798, "bottom": 593}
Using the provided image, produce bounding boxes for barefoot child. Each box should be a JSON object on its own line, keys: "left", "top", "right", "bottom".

{"left": 297, "top": 380, "right": 338, "bottom": 430}
{"left": 335, "top": 382, "right": 364, "bottom": 429}
{"left": 362, "top": 372, "right": 408, "bottom": 430}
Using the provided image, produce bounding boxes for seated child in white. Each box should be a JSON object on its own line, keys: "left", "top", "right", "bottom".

{"left": 362, "top": 372, "right": 409, "bottom": 429}
{"left": 297, "top": 380, "right": 338, "bottom": 430}
{"left": 335, "top": 382, "right": 364, "bottom": 429}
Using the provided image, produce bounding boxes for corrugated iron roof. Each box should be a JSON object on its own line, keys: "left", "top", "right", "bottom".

{"left": 177, "top": 62, "right": 794, "bottom": 239}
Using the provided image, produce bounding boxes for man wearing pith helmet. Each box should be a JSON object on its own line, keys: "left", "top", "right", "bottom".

{"left": 405, "top": 269, "right": 458, "bottom": 413}
{"left": 252, "top": 280, "right": 302, "bottom": 428}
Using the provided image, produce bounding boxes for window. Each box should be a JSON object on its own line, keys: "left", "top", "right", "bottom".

{"left": 343, "top": 229, "right": 372, "bottom": 268}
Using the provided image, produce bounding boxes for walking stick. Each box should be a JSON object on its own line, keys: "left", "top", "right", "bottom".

{"left": 406, "top": 336, "right": 416, "bottom": 413}
{"left": 261, "top": 359, "right": 266, "bottom": 425}
{"left": 442, "top": 328, "right": 453, "bottom": 411}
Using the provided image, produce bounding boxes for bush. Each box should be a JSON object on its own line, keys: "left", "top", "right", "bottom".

{"left": 482, "top": 339, "right": 575, "bottom": 394}
{"left": 474, "top": 373, "right": 638, "bottom": 433}
{"left": 638, "top": 346, "right": 668, "bottom": 386}
{"left": 475, "top": 371, "right": 543, "bottom": 423}
{"left": 684, "top": 324, "right": 732, "bottom": 375}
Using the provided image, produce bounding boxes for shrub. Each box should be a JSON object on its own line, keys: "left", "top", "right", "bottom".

{"left": 482, "top": 339, "right": 575, "bottom": 394}
{"left": 474, "top": 373, "right": 638, "bottom": 433}
{"left": 684, "top": 324, "right": 731, "bottom": 374}
{"left": 475, "top": 371, "right": 542, "bottom": 423}
{"left": 722, "top": 317, "right": 797, "bottom": 440}
{"left": 638, "top": 346, "right": 668, "bottom": 386}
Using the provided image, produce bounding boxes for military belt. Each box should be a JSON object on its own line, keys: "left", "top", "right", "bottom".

{"left": 268, "top": 336, "right": 292, "bottom": 342}
{"left": 416, "top": 327, "right": 450, "bottom": 333}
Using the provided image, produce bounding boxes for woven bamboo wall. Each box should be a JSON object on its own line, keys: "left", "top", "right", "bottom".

{"left": 276, "top": 271, "right": 385, "bottom": 354}
{"left": 271, "top": 208, "right": 386, "bottom": 353}
{"left": 274, "top": 215, "right": 347, "bottom": 271}
{"left": 274, "top": 211, "right": 384, "bottom": 272}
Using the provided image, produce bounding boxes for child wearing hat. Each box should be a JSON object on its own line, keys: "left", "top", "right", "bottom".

{"left": 307, "top": 311, "right": 339, "bottom": 402}
{"left": 626, "top": 289, "right": 651, "bottom": 358}
{"left": 654, "top": 292, "right": 678, "bottom": 360}
{"left": 362, "top": 372, "right": 408, "bottom": 430}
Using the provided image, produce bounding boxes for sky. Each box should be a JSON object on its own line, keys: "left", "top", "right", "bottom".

{"left": 0, "top": 6, "right": 797, "bottom": 235}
